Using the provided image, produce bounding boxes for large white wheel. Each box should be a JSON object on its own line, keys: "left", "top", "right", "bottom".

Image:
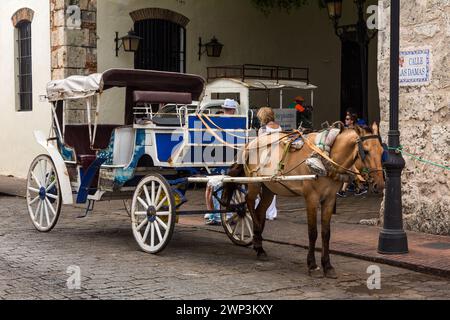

{"left": 131, "top": 174, "right": 176, "bottom": 254}
{"left": 220, "top": 185, "right": 253, "bottom": 247}
{"left": 26, "top": 155, "right": 62, "bottom": 232}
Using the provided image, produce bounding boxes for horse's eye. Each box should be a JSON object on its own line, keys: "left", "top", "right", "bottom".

{"left": 364, "top": 150, "right": 369, "bottom": 155}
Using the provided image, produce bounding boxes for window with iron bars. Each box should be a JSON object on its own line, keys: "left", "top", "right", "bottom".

{"left": 16, "top": 20, "right": 32, "bottom": 111}
{"left": 134, "top": 19, "right": 186, "bottom": 73}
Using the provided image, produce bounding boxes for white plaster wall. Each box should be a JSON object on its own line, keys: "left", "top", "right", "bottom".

{"left": 97, "top": 0, "right": 380, "bottom": 127}
{"left": 0, "top": 0, "right": 52, "bottom": 178}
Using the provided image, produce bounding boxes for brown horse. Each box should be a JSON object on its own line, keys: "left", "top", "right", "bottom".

{"left": 225, "top": 123, "right": 385, "bottom": 278}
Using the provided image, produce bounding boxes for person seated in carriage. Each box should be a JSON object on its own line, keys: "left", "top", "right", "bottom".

{"left": 204, "top": 99, "right": 239, "bottom": 225}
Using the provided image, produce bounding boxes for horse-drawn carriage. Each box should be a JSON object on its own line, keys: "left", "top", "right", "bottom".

{"left": 27, "top": 69, "right": 317, "bottom": 254}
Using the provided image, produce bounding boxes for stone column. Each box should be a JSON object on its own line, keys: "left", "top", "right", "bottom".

{"left": 378, "top": 0, "right": 450, "bottom": 235}
{"left": 50, "top": 0, "right": 97, "bottom": 123}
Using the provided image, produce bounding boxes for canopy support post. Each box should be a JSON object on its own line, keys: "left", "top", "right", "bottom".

{"left": 92, "top": 94, "right": 100, "bottom": 150}
{"left": 280, "top": 89, "right": 283, "bottom": 109}
{"left": 51, "top": 102, "right": 63, "bottom": 142}
{"left": 86, "top": 97, "right": 93, "bottom": 147}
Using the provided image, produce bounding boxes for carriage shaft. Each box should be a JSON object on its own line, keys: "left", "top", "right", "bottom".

{"left": 187, "top": 175, "right": 317, "bottom": 184}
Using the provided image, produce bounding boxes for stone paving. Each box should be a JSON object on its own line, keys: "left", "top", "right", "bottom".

{"left": 0, "top": 194, "right": 449, "bottom": 300}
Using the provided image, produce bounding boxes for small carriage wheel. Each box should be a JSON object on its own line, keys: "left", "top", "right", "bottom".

{"left": 131, "top": 174, "right": 176, "bottom": 254}
{"left": 220, "top": 185, "right": 253, "bottom": 247}
{"left": 26, "top": 154, "right": 62, "bottom": 232}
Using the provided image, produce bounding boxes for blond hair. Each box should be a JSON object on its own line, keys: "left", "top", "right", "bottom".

{"left": 257, "top": 107, "right": 275, "bottom": 126}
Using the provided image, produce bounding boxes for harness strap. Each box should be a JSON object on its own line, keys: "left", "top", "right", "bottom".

{"left": 277, "top": 133, "right": 301, "bottom": 173}
{"left": 296, "top": 130, "right": 362, "bottom": 177}
{"left": 196, "top": 114, "right": 242, "bottom": 150}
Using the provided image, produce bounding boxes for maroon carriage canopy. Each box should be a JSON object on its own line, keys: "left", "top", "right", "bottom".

{"left": 102, "top": 69, "right": 205, "bottom": 101}
{"left": 101, "top": 69, "right": 205, "bottom": 124}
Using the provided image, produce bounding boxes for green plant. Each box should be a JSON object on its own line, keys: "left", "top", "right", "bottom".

{"left": 251, "top": 0, "right": 326, "bottom": 14}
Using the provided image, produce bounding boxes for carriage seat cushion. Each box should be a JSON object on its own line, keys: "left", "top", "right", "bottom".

{"left": 133, "top": 91, "right": 192, "bottom": 105}
{"left": 64, "top": 124, "right": 120, "bottom": 161}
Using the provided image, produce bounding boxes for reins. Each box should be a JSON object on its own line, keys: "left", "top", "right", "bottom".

{"left": 196, "top": 113, "right": 383, "bottom": 182}
{"left": 293, "top": 130, "right": 363, "bottom": 177}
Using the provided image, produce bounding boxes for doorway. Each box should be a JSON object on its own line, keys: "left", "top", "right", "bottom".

{"left": 340, "top": 38, "right": 368, "bottom": 121}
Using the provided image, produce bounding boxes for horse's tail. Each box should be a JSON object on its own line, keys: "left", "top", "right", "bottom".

{"left": 222, "top": 163, "right": 245, "bottom": 207}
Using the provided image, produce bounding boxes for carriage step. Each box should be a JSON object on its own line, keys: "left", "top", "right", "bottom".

{"left": 77, "top": 200, "right": 95, "bottom": 218}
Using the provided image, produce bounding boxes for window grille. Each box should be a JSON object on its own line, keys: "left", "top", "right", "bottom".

{"left": 16, "top": 20, "right": 33, "bottom": 111}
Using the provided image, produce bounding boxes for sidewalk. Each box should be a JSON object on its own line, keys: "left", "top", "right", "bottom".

{"left": 1, "top": 175, "right": 449, "bottom": 278}
{"left": 0, "top": 175, "right": 26, "bottom": 197}
{"left": 182, "top": 190, "right": 450, "bottom": 278}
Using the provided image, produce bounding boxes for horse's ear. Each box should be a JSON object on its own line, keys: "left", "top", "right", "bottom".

{"left": 372, "top": 122, "right": 379, "bottom": 135}
{"left": 354, "top": 125, "right": 364, "bottom": 136}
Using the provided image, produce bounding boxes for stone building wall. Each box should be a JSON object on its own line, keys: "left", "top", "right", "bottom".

{"left": 378, "top": 0, "right": 450, "bottom": 235}
{"left": 50, "top": 0, "right": 97, "bottom": 123}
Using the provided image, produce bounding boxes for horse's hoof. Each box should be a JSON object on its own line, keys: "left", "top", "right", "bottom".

{"left": 255, "top": 248, "right": 268, "bottom": 260}
{"left": 308, "top": 267, "right": 323, "bottom": 278}
{"left": 324, "top": 268, "right": 338, "bottom": 279}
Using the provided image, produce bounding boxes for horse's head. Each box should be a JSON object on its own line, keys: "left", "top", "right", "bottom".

{"left": 353, "top": 123, "right": 385, "bottom": 194}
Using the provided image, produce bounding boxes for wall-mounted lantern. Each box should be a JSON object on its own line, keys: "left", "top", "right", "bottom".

{"left": 325, "top": 0, "right": 343, "bottom": 22}
{"left": 115, "top": 30, "right": 142, "bottom": 57}
{"left": 198, "top": 36, "right": 224, "bottom": 61}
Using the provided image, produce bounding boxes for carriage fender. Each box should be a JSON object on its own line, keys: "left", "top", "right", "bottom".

{"left": 34, "top": 131, "right": 73, "bottom": 205}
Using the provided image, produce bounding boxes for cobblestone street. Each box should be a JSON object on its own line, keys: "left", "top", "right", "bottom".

{"left": 0, "top": 192, "right": 449, "bottom": 300}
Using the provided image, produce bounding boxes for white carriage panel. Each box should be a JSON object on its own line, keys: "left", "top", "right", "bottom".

{"left": 113, "top": 127, "right": 135, "bottom": 166}
{"left": 145, "top": 133, "right": 153, "bottom": 146}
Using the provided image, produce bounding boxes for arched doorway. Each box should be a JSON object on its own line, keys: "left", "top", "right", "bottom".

{"left": 130, "top": 8, "right": 189, "bottom": 73}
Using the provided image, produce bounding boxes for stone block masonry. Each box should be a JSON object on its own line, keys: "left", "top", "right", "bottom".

{"left": 50, "top": 0, "right": 97, "bottom": 123}
{"left": 378, "top": 0, "right": 450, "bottom": 235}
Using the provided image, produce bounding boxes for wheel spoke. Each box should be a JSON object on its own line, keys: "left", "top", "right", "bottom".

{"left": 143, "top": 185, "right": 152, "bottom": 206}
{"left": 237, "top": 191, "right": 244, "bottom": 203}
{"left": 155, "top": 217, "right": 168, "bottom": 231}
{"left": 31, "top": 171, "right": 42, "bottom": 188}
{"left": 151, "top": 181, "right": 156, "bottom": 205}
{"left": 39, "top": 201, "right": 44, "bottom": 226}
{"left": 46, "top": 180, "right": 57, "bottom": 192}
{"left": 137, "top": 196, "right": 148, "bottom": 210}
{"left": 43, "top": 201, "right": 51, "bottom": 226}
{"left": 155, "top": 185, "right": 162, "bottom": 208}
{"left": 245, "top": 216, "right": 253, "bottom": 238}
{"left": 135, "top": 211, "right": 147, "bottom": 216}
{"left": 34, "top": 201, "right": 42, "bottom": 222}
{"left": 156, "top": 196, "right": 168, "bottom": 211}
{"left": 232, "top": 220, "right": 239, "bottom": 237}
{"left": 156, "top": 211, "right": 170, "bottom": 216}
{"left": 150, "top": 223, "right": 155, "bottom": 248}
{"left": 28, "top": 187, "right": 40, "bottom": 194}
{"left": 154, "top": 221, "right": 163, "bottom": 242}
{"left": 46, "top": 193, "right": 58, "bottom": 200}
{"left": 45, "top": 198, "right": 57, "bottom": 216}
{"left": 142, "top": 223, "right": 151, "bottom": 243}
{"left": 136, "top": 218, "right": 148, "bottom": 232}
{"left": 226, "top": 213, "right": 238, "bottom": 225}
{"left": 45, "top": 169, "right": 54, "bottom": 187}
{"left": 29, "top": 196, "right": 39, "bottom": 206}
{"left": 38, "top": 161, "right": 46, "bottom": 187}
{"left": 241, "top": 219, "right": 245, "bottom": 241}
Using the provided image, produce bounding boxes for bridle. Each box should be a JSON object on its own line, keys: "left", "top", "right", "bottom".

{"left": 355, "top": 134, "right": 387, "bottom": 181}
